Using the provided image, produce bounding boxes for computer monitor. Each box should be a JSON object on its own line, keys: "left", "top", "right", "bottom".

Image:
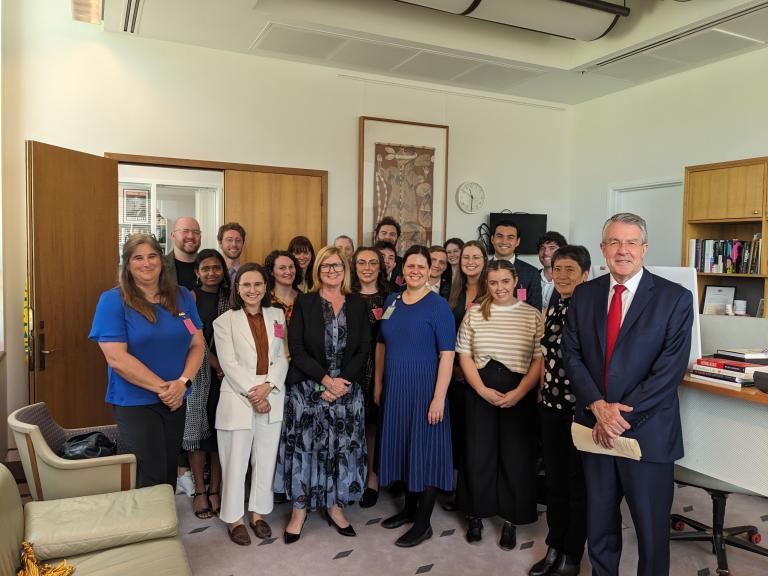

{"left": 589, "top": 265, "right": 701, "bottom": 368}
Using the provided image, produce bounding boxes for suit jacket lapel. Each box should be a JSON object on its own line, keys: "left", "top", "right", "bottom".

{"left": 264, "top": 307, "right": 276, "bottom": 359}
{"left": 615, "top": 270, "right": 654, "bottom": 349}
{"left": 594, "top": 275, "right": 610, "bottom": 359}
{"left": 233, "top": 309, "right": 256, "bottom": 353}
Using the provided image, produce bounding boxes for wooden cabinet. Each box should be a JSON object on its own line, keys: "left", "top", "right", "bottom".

{"left": 683, "top": 157, "right": 768, "bottom": 318}
{"left": 687, "top": 162, "right": 764, "bottom": 221}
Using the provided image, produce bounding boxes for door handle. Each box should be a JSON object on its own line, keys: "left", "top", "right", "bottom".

{"left": 38, "top": 333, "right": 56, "bottom": 371}
{"left": 40, "top": 349, "right": 57, "bottom": 355}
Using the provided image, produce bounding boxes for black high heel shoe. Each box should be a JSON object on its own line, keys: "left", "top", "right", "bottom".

{"left": 324, "top": 509, "right": 357, "bottom": 537}
{"left": 283, "top": 514, "right": 308, "bottom": 544}
{"left": 360, "top": 487, "right": 379, "bottom": 508}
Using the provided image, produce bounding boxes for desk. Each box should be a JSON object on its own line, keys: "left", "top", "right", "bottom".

{"left": 678, "top": 376, "right": 768, "bottom": 497}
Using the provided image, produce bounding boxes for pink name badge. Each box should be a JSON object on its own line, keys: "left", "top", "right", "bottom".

{"left": 516, "top": 288, "right": 527, "bottom": 302}
{"left": 273, "top": 322, "right": 285, "bottom": 339}
{"left": 395, "top": 275, "right": 404, "bottom": 286}
{"left": 182, "top": 318, "right": 197, "bottom": 335}
{"left": 372, "top": 307, "right": 383, "bottom": 320}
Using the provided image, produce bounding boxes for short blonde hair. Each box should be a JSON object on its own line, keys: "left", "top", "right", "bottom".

{"left": 312, "top": 245, "right": 352, "bottom": 294}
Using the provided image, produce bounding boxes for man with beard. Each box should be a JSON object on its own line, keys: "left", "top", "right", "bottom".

{"left": 165, "top": 216, "right": 202, "bottom": 290}
{"left": 218, "top": 222, "right": 246, "bottom": 285}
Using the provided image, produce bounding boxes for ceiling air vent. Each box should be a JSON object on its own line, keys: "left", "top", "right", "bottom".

{"left": 395, "top": 0, "right": 629, "bottom": 41}
{"left": 121, "top": 0, "right": 143, "bottom": 34}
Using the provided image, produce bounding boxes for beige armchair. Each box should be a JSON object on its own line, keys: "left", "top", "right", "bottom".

{"left": 0, "top": 463, "right": 191, "bottom": 575}
{"left": 8, "top": 403, "right": 136, "bottom": 501}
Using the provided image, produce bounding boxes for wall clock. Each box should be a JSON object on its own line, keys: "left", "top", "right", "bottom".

{"left": 456, "top": 181, "right": 485, "bottom": 214}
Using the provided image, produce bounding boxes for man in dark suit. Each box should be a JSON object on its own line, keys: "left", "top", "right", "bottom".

{"left": 562, "top": 213, "right": 692, "bottom": 576}
{"left": 489, "top": 219, "right": 543, "bottom": 310}
{"left": 537, "top": 230, "right": 568, "bottom": 311}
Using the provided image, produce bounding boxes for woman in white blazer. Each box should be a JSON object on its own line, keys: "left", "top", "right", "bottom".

{"left": 213, "top": 263, "right": 288, "bottom": 546}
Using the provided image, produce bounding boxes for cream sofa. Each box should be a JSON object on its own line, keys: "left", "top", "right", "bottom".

{"left": 0, "top": 464, "right": 191, "bottom": 575}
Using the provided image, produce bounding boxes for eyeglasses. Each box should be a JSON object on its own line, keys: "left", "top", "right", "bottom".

{"left": 175, "top": 228, "right": 202, "bottom": 237}
{"left": 319, "top": 263, "right": 344, "bottom": 272}
{"left": 356, "top": 259, "right": 379, "bottom": 268}
{"left": 602, "top": 239, "right": 645, "bottom": 249}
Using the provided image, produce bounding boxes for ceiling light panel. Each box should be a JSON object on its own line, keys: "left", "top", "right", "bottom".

{"left": 651, "top": 29, "right": 761, "bottom": 65}
{"left": 330, "top": 40, "right": 420, "bottom": 70}
{"left": 714, "top": 8, "right": 768, "bottom": 43}
{"left": 598, "top": 54, "right": 688, "bottom": 82}
{"left": 255, "top": 25, "right": 346, "bottom": 59}
{"left": 394, "top": 51, "right": 481, "bottom": 80}
{"left": 452, "top": 63, "right": 542, "bottom": 91}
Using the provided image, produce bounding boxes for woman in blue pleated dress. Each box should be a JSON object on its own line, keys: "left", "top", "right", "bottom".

{"left": 374, "top": 245, "right": 456, "bottom": 548}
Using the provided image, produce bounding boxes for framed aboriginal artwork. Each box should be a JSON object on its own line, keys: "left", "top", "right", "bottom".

{"left": 358, "top": 116, "right": 449, "bottom": 253}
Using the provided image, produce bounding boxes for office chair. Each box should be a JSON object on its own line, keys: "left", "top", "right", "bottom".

{"left": 671, "top": 465, "right": 768, "bottom": 575}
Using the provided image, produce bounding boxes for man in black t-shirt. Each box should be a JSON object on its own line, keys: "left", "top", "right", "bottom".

{"left": 165, "top": 216, "right": 202, "bottom": 290}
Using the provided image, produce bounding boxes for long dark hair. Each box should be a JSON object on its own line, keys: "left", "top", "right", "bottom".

{"left": 288, "top": 235, "right": 315, "bottom": 290}
{"left": 448, "top": 240, "right": 488, "bottom": 309}
{"left": 194, "top": 248, "right": 230, "bottom": 293}
{"left": 119, "top": 233, "right": 178, "bottom": 322}
{"left": 264, "top": 250, "right": 302, "bottom": 292}
{"left": 229, "top": 263, "right": 273, "bottom": 310}
{"left": 350, "top": 246, "right": 388, "bottom": 293}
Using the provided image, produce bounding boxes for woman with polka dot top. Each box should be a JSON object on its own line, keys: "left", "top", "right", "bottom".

{"left": 529, "top": 245, "right": 592, "bottom": 576}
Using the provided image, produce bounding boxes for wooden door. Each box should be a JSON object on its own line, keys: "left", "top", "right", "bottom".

{"left": 224, "top": 170, "right": 327, "bottom": 263}
{"left": 27, "top": 141, "right": 118, "bottom": 427}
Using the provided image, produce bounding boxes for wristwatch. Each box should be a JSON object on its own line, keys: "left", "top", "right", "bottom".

{"left": 179, "top": 376, "right": 191, "bottom": 388}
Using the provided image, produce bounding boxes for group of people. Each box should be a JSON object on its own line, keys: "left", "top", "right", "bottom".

{"left": 89, "top": 211, "right": 692, "bottom": 576}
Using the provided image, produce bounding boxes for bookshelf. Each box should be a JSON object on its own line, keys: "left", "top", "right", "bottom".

{"left": 683, "top": 157, "right": 767, "bottom": 318}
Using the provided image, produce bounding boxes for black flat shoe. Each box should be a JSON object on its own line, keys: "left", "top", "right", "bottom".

{"left": 395, "top": 525, "right": 433, "bottom": 548}
{"left": 324, "top": 509, "right": 356, "bottom": 537}
{"left": 381, "top": 509, "right": 416, "bottom": 529}
{"left": 466, "top": 517, "right": 483, "bottom": 543}
{"left": 551, "top": 554, "right": 580, "bottom": 576}
{"left": 283, "top": 515, "right": 307, "bottom": 544}
{"left": 360, "top": 487, "right": 379, "bottom": 508}
{"left": 529, "top": 547, "right": 562, "bottom": 576}
{"left": 499, "top": 522, "right": 517, "bottom": 550}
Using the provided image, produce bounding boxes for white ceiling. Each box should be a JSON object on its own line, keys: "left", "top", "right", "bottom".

{"left": 102, "top": 0, "right": 768, "bottom": 105}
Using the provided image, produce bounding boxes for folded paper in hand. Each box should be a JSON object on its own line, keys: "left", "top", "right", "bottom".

{"left": 571, "top": 422, "right": 642, "bottom": 461}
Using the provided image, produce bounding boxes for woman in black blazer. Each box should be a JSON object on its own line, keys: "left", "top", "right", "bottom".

{"left": 273, "top": 245, "right": 370, "bottom": 544}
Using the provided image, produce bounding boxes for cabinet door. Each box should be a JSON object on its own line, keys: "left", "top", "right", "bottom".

{"left": 726, "top": 163, "right": 764, "bottom": 218}
{"left": 688, "top": 164, "right": 764, "bottom": 220}
{"left": 687, "top": 169, "right": 721, "bottom": 220}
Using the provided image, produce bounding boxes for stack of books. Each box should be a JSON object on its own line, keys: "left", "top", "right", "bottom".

{"left": 689, "top": 348, "right": 768, "bottom": 389}
{"left": 687, "top": 234, "right": 762, "bottom": 274}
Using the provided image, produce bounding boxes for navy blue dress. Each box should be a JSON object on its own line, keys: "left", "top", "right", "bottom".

{"left": 378, "top": 290, "right": 457, "bottom": 492}
{"left": 273, "top": 299, "right": 367, "bottom": 510}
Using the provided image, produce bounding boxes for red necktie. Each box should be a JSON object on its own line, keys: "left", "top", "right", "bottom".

{"left": 604, "top": 284, "right": 627, "bottom": 392}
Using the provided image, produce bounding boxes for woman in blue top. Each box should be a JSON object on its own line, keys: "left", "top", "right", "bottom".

{"left": 374, "top": 245, "right": 456, "bottom": 548}
{"left": 90, "top": 234, "right": 204, "bottom": 489}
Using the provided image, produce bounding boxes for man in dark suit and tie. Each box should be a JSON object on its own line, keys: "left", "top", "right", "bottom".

{"left": 489, "top": 219, "right": 543, "bottom": 310}
{"left": 562, "top": 213, "right": 693, "bottom": 576}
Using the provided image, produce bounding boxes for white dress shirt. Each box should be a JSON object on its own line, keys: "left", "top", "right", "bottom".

{"left": 540, "top": 269, "right": 554, "bottom": 310}
{"left": 608, "top": 268, "right": 644, "bottom": 325}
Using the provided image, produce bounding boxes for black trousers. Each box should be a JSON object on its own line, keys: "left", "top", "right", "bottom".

{"left": 456, "top": 361, "right": 537, "bottom": 524}
{"left": 113, "top": 401, "right": 186, "bottom": 489}
{"left": 539, "top": 405, "right": 587, "bottom": 559}
{"left": 447, "top": 378, "right": 465, "bottom": 475}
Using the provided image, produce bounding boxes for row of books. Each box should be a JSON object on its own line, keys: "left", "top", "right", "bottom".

{"left": 689, "top": 348, "right": 768, "bottom": 390}
{"left": 687, "top": 234, "right": 762, "bottom": 274}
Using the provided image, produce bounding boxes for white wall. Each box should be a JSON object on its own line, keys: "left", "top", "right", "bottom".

{"left": 1, "top": 0, "right": 571, "bottom": 444}
{"left": 570, "top": 46, "right": 768, "bottom": 258}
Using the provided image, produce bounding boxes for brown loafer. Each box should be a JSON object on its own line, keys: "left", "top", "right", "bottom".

{"left": 249, "top": 518, "right": 272, "bottom": 539}
{"left": 228, "top": 523, "right": 251, "bottom": 546}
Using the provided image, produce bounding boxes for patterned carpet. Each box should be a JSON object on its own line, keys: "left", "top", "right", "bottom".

{"left": 176, "top": 485, "right": 768, "bottom": 576}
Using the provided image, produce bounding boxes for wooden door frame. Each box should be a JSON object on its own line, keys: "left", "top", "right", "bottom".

{"left": 104, "top": 153, "right": 328, "bottom": 242}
